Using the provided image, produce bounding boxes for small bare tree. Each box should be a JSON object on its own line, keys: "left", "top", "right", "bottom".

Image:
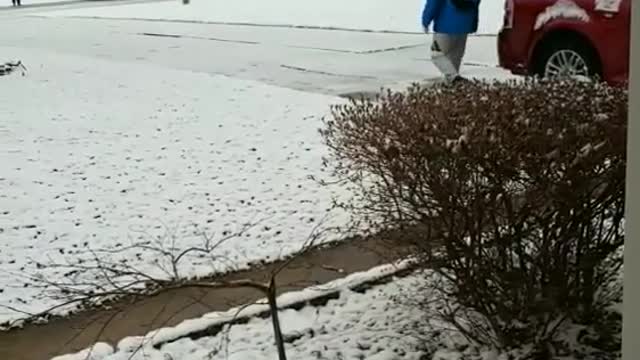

{"left": 8, "top": 218, "right": 342, "bottom": 360}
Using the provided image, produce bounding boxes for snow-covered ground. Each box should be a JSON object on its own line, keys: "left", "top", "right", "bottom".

{"left": 0, "top": 0, "right": 514, "bottom": 328}
{"left": 36, "top": 0, "right": 506, "bottom": 35}
{"left": 0, "top": 34, "right": 513, "bottom": 328}
{"left": 0, "top": 3, "right": 620, "bottom": 360}
{"left": 0, "top": 47, "right": 352, "bottom": 325}
{"left": 0, "top": 0, "right": 74, "bottom": 8}
{"left": 0, "top": 16, "right": 508, "bottom": 97}
{"left": 52, "top": 264, "right": 465, "bottom": 360}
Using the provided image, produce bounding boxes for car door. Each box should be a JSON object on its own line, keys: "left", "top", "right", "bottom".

{"left": 589, "top": 0, "right": 631, "bottom": 83}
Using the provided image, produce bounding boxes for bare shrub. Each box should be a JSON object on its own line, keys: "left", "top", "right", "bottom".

{"left": 320, "top": 79, "right": 627, "bottom": 354}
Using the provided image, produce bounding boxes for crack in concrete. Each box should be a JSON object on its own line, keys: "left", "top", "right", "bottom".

{"left": 48, "top": 15, "right": 428, "bottom": 35}
{"left": 288, "top": 43, "right": 423, "bottom": 55}
{"left": 138, "top": 32, "right": 259, "bottom": 45}
{"left": 280, "top": 64, "right": 378, "bottom": 80}
{"left": 412, "top": 57, "right": 498, "bottom": 68}
{"left": 48, "top": 15, "right": 503, "bottom": 37}
{"left": 137, "top": 32, "right": 423, "bottom": 55}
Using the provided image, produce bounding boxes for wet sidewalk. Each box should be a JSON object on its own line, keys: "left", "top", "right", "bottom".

{"left": 0, "top": 235, "right": 412, "bottom": 360}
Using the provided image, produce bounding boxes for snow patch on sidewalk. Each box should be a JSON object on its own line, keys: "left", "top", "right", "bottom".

{"left": 51, "top": 343, "right": 114, "bottom": 360}
{"left": 534, "top": 0, "right": 590, "bottom": 30}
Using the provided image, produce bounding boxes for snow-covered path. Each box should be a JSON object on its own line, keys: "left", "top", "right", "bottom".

{"left": 0, "top": 15, "right": 506, "bottom": 96}
{"left": 37, "top": 0, "right": 506, "bottom": 35}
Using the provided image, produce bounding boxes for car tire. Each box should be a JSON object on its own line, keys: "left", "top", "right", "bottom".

{"left": 534, "top": 37, "right": 601, "bottom": 81}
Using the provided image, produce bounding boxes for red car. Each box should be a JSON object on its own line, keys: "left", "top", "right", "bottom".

{"left": 498, "top": 0, "right": 630, "bottom": 86}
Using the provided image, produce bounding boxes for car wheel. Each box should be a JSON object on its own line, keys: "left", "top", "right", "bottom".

{"left": 535, "top": 38, "right": 601, "bottom": 81}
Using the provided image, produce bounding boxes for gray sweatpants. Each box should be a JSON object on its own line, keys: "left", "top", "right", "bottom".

{"left": 430, "top": 33, "right": 468, "bottom": 81}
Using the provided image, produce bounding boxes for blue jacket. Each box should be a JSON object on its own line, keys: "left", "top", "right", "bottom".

{"left": 422, "top": 0, "right": 480, "bottom": 35}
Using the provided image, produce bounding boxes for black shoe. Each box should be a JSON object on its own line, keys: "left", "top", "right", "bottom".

{"left": 451, "top": 75, "right": 471, "bottom": 84}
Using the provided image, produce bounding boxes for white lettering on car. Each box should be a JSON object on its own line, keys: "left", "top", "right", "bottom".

{"left": 534, "top": 0, "right": 590, "bottom": 30}
{"left": 595, "top": 0, "right": 622, "bottom": 13}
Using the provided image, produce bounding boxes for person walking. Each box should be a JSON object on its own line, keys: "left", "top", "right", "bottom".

{"left": 421, "top": 0, "right": 481, "bottom": 83}
{"left": 11, "top": 0, "right": 22, "bottom": 6}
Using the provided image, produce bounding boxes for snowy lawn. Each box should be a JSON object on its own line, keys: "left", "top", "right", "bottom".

{"left": 36, "top": 0, "right": 506, "bottom": 35}
{"left": 0, "top": 47, "right": 350, "bottom": 326}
